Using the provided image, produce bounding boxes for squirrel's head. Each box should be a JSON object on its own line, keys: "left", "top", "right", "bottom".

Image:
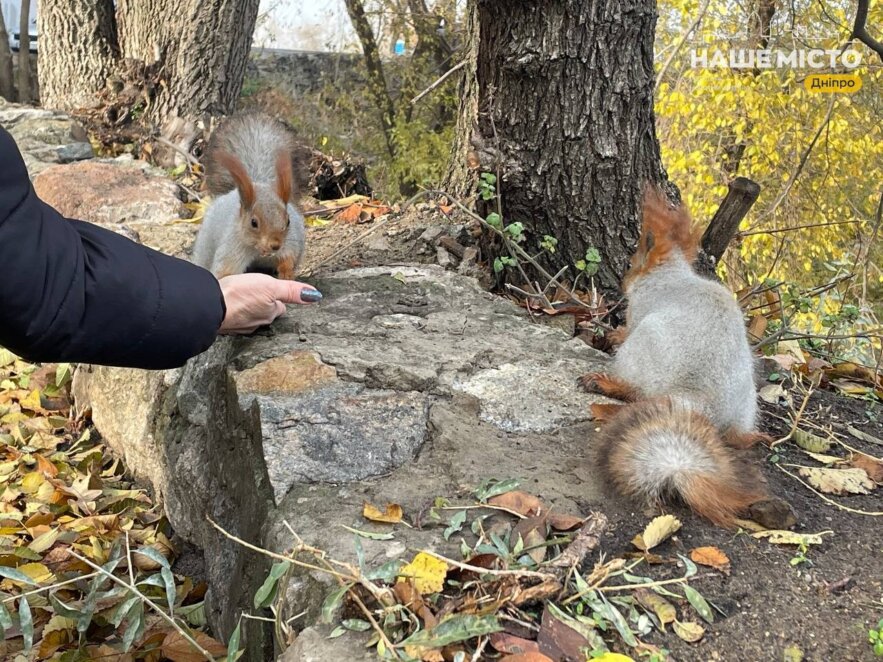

{"left": 215, "top": 150, "right": 296, "bottom": 258}
{"left": 622, "top": 184, "right": 699, "bottom": 291}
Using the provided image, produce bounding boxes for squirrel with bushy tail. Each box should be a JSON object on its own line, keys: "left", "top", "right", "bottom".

{"left": 193, "top": 114, "right": 306, "bottom": 279}
{"left": 581, "top": 185, "right": 796, "bottom": 530}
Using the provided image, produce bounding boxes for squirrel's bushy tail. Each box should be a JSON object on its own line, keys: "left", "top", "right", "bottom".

{"left": 595, "top": 398, "right": 766, "bottom": 528}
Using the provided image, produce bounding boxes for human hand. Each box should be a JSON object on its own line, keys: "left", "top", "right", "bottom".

{"left": 217, "top": 273, "right": 322, "bottom": 335}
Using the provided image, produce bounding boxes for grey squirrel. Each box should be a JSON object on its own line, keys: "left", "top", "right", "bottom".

{"left": 580, "top": 186, "right": 795, "bottom": 529}
{"left": 192, "top": 114, "right": 306, "bottom": 279}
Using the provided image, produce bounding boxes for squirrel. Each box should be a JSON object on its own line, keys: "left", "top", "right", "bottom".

{"left": 192, "top": 113, "right": 307, "bottom": 279}
{"left": 579, "top": 185, "right": 795, "bottom": 529}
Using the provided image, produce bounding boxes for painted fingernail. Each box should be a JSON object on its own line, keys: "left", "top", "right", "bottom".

{"left": 301, "top": 289, "right": 323, "bottom": 302}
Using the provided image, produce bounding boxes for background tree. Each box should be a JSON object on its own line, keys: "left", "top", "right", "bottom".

{"left": 17, "top": 0, "right": 32, "bottom": 103}
{"left": 0, "top": 10, "right": 14, "bottom": 100}
{"left": 446, "top": 0, "right": 669, "bottom": 291}
{"left": 38, "top": 0, "right": 260, "bottom": 128}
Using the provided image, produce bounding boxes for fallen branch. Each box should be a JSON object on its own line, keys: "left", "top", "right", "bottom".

{"left": 410, "top": 60, "right": 466, "bottom": 104}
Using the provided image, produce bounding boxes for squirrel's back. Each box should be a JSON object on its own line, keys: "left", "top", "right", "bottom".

{"left": 203, "top": 114, "right": 302, "bottom": 196}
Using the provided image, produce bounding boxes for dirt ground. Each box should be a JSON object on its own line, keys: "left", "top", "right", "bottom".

{"left": 234, "top": 210, "right": 883, "bottom": 661}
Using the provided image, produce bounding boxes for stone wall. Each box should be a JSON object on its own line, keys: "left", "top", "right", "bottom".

{"left": 245, "top": 48, "right": 365, "bottom": 97}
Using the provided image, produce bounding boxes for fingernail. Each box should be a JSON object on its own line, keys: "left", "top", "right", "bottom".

{"left": 301, "top": 288, "right": 323, "bottom": 303}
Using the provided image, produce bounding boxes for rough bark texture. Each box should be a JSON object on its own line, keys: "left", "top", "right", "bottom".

{"left": 16, "top": 0, "right": 32, "bottom": 103}
{"left": 344, "top": 0, "right": 397, "bottom": 159}
{"left": 0, "top": 11, "right": 14, "bottom": 100}
{"left": 446, "top": 0, "right": 669, "bottom": 291}
{"left": 38, "top": 0, "right": 259, "bottom": 125}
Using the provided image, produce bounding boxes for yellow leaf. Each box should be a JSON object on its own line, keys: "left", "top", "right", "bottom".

{"left": 19, "top": 389, "right": 43, "bottom": 412}
{"left": 792, "top": 429, "right": 831, "bottom": 453}
{"left": 672, "top": 619, "right": 705, "bottom": 643}
{"left": 363, "top": 502, "right": 404, "bottom": 524}
{"left": 796, "top": 467, "right": 874, "bottom": 495}
{"left": 632, "top": 514, "right": 681, "bottom": 551}
{"left": 20, "top": 471, "right": 45, "bottom": 494}
{"left": 17, "top": 562, "right": 54, "bottom": 584}
{"left": 752, "top": 530, "right": 828, "bottom": 546}
{"left": 592, "top": 655, "right": 636, "bottom": 662}
{"left": 397, "top": 552, "right": 448, "bottom": 595}
{"left": 28, "top": 527, "right": 60, "bottom": 553}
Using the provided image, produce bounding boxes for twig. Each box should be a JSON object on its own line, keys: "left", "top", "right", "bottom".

{"left": 851, "top": 0, "right": 883, "bottom": 62}
{"left": 154, "top": 136, "right": 199, "bottom": 167}
{"left": 773, "top": 463, "right": 883, "bottom": 515}
{"left": 69, "top": 551, "right": 214, "bottom": 661}
{"left": 771, "top": 377, "right": 817, "bottom": 448}
{"left": 410, "top": 60, "right": 466, "bottom": 104}
{"left": 655, "top": 0, "right": 711, "bottom": 92}
{"left": 739, "top": 218, "right": 863, "bottom": 237}
{"left": 1, "top": 571, "right": 100, "bottom": 603}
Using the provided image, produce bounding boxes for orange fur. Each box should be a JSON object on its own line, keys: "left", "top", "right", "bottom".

{"left": 275, "top": 149, "right": 294, "bottom": 205}
{"left": 579, "top": 372, "right": 641, "bottom": 402}
{"left": 214, "top": 151, "right": 256, "bottom": 209}
{"left": 623, "top": 185, "right": 701, "bottom": 290}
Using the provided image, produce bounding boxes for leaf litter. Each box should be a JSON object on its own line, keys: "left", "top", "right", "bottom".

{"left": 0, "top": 352, "right": 226, "bottom": 659}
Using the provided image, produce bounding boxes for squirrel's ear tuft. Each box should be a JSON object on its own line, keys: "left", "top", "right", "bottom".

{"left": 215, "top": 151, "right": 256, "bottom": 209}
{"left": 275, "top": 150, "right": 294, "bottom": 205}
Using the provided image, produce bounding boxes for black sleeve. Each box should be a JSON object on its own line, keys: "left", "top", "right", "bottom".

{"left": 0, "top": 126, "right": 226, "bottom": 369}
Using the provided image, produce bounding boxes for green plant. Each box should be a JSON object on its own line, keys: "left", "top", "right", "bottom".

{"left": 869, "top": 618, "right": 883, "bottom": 657}
{"left": 789, "top": 539, "right": 812, "bottom": 568}
{"left": 576, "top": 247, "right": 603, "bottom": 277}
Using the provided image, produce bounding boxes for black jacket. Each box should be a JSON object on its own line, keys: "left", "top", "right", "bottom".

{"left": 0, "top": 126, "right": 225, "bottom": 369}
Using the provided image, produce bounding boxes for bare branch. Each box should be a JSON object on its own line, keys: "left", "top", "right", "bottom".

{"left": 852, "top": 0, "right": 883, "bottom": 63}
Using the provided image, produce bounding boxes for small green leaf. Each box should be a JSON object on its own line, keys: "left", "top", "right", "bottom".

{"left": 585, "top": 247, "right": 602, "bottom": 263}
{"left": 400, "top": 614, "right": 503, "bottom": 648}
{"left": 0, "top": 601, "right": 12, "bottom": 638}
{"left": 444, "top": 510, "right": 467, "bottom": 540}
{"left": 365, "top": 559, "right": 404, "bottom": 583}
{"left": 55, "top": 363, "right": 72, "bottom": 388}
{"left": 110, "top": 596, "right": 140, "bottom": 628}
{"left": 320, "top": 584, "right": 350, "bottom": 624}
{"left": 121, "top": 601, "right": 145, "bottom": 652}
{"left": 0, "top": 566, "right": 38, "bottom": 586}
{"left": 253, "top": 561, "right": 291, "bottom": 610}
{"left": 343, "top": 619, "right": 372, "bottom": 632}
{"left": 227, "top": 617, "right": 243, "bottom": 661}
{"left": 678, "top": 553, "right": 698, "bottom": 578}
{"left": 683, "top": 585, "right": 714, "bottom": 624}
{"left": 485, "top": 212, "right": 502, "bottom": 228}
{"left": 19, "top": 596, "right": 33, "bottom": 652}
{"left": 340, "top": 525, "right": 394, "bottom": 541}
{"left": 134, "top": 546, "right": 170, "bottom": 570}
{"left": 493, "top": 257, "right": 505, "bottom": 273}
{"left": 480, "top": 172, "right": 497, "bottom": 185}
{"left": 474, "top": 478, "right": 519, "bottom": 501}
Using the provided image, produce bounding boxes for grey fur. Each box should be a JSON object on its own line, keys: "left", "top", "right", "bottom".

{"left": 614, "top": 252, "right": 757, "bottom": 431}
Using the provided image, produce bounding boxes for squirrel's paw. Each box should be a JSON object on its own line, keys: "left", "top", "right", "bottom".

{"left": 722, "top": 429, "right": 774, "bottom": 449}
{"left": 578, "top": 372, "right": 606, "bottom": 394}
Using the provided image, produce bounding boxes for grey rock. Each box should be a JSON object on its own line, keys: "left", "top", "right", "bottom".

{"left": 278, "top": 626, "right": 374, "bottom": 662}
{"left": 0, "top": 102, "right": 93, "bottom": 176}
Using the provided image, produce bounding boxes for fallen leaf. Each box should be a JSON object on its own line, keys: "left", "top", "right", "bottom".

{"left": 768, "top": 353, "right": 801, "bottom": 371}
{"left": 796, "top": 466, "right": 875, "bottom": 495}
{"left": 672, "top": 619, "right": 705, "bottom": 643}
{"left": 487, "top": 490, "right": 544, "bottom": 517}
{"left": 512, "top": 579, "right": 563, "bottom": 607}
{"left": 500, "top": 655, "right": 555, "bottom": 662}
{"left": 792, "top": 428, "right": 831, "bottom": 453}
{"left": 398, "top": 552, "right": 448, "bottom": 595}
{"left": 634, "top": 588, "right": 676, "bottom": 630}
{"left": 783, "top": 643, "right": 804, "bottom": 662}
{"left": 592, "top": 655, "right": 637, "bottom": 662}
{"left": 849, "top": 453, "right": 883, "bottom": 483}
{"left": 537, "top": 604, "right": 593, "bottom": 661}
{"left": 489, "top": 632, "right": 540, "bottom": 655}
{"left": 689, "top": 546, "right": 731, "bottom": 574}
{"left": 759, "top": 384, "right": 790, "bottom": 406}
{"left": 161, "top": 630, "right": 227, "bottom": 661}
{"left": 547, "top": 512, "right": 584, "bottom": 531}
{"left": 747, "top": 314, "right": 767, "bottom": 342}
{"left": 847, "top": 425, "right": 883, "bottom": 447}
{"left": 752, "top": 530, "right": 828, "bottom": 546}
{"left": 803, "top": 450, "right": 846, "bottom": 465}
{"left": 683, "top": 585, "right": 714, "bottom": 623}
{"left": 362, "top": 502, "right": 404, "bottom": 524}
{"left": 632, "top": 514, "right": 681, "bottom": 551}
{"left": 776, "top": 340, "right": 806, "bottom": 365}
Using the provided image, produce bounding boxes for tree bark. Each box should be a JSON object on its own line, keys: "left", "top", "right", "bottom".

{"left": 0, "top": 11, "right": 15, "bottom": 100}
{"left": 17, "top": 0, "right": 32, "bottom": 103}
{"left": 344, "top": 0, "right": 397, "bottom": 160}
{"left": 38, "top": 0, "right": 259, "bottom": 126}
{"left": 446, "top": 0, "right": 668, "bottom": 291}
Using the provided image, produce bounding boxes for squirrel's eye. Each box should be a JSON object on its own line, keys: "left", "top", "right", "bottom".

{"left": 250, "top": 218, "right": 259, "bottom": 229}
{"left": 286, "top": 218, "right": 290, "bottom": 228}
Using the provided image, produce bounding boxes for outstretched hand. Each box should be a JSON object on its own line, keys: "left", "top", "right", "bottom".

{"left": 217, "top": 273, "right": 322, "bottom": 335}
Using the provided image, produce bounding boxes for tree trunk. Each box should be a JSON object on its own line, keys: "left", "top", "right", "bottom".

{"left": 17, "top": 0, "right": 31, "bottom": 103}
{"left": 0, "top": 11, "right": 15, "bottom": 100}
{"left": 38, "top": 0, "right": 259, "bottom": 126}
{"left": 446, "top": 0, "right": 669, "bottom": 291}
{"left": 344, "top": 0, "right": 397, "bottom": 160}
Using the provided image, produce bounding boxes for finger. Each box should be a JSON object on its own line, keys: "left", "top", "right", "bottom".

{"left": 271, "top": 300, "right": 286, "bottom": 320}
{"left": 270, "top": 279, "right": 323, "bottom": 304}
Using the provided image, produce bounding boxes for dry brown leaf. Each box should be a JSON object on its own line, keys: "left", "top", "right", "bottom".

{"left": 747, "top": 315, "right": 767, "bottom": 342}
{"left": 489, "top": 632, "right": 540, "bottom": 655}
{"left": 849, "top": 453, "right": 883, "bottom": 483}
{"left": 161, "top": 630, "right": 226, "bottom": 662}
{"left": 487, "top": 490, "right": 545, "bottom": 517}
{"left": 672, "top": 620, "right": 705, "bottom": 643}
{"left": 634, "top": 588, "right": 676, "bottom": 629}
{"left": 333, "top": 203, "right": 364, "bottom": 224}
{"left": 689, "top": 546, "right": 731, "bottom": 575}
{"left": 632, "top": 514, "right": 681, "bottom": 551}
{"left": 512, "top": 579, "right": 562, "bottom": 607}
{"left": 547, "top": 512, "right": 584, "bottom": 531}
{"left": 362, "top": 501, "right": 404, "bottom": 524}
{"left": 796, "top": 466, "right": 875, "bottom": 495}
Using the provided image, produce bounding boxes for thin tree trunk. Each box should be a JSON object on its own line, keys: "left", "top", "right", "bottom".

{"left": 0, "top": 11, "right": 15, "bottom": 100}
{"left": 446, "top": 0, "right": 668, "bottom": 290}
{"left": 344, "top": 0, "right": 398, "bottom": 160}
{"left": 17, "top": 0, "right": 31, "bottom": 103}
